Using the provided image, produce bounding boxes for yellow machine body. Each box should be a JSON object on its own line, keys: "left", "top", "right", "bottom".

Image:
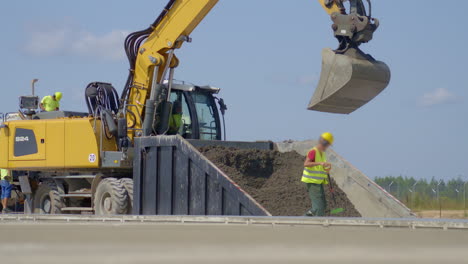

{"left": 0, "top": 118, "right": 116, "bottom": 170}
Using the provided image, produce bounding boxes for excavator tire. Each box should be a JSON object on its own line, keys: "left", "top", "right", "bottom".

{"left": 33, "top": 180, "right": 65, "bottom": 214}
{"left": 93, "top": 178, "right": 128, "bottom": 216}
{"left": 120, "top": 178, "right": 134, "bottom": 215}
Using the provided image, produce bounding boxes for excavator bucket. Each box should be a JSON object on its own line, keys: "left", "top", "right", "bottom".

{"left": 308, "top": 48, "right": 391, "bottom": 114}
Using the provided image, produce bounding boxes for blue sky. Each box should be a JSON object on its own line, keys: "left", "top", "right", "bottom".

{"left": 1, "top": 1, "right": 467, "bottom": 180}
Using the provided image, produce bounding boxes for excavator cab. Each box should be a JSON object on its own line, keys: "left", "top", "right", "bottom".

{"left": 167, "top": 82, "right": 226, "bottom": 141}
{"left": 310, "top": 0, "right": 391, "bottom": 114}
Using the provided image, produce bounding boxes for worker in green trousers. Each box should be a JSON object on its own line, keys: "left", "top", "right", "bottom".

{"left": 302, "top": 132, "right": 334, "bottom": 216}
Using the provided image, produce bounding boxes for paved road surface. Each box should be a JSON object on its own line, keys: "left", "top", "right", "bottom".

{"left": 1, "top": 220, "right": 467, "bottom": 264}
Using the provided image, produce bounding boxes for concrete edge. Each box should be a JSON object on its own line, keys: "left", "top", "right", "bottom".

{"left": 1, "top": 215, "right": 467, "bottom": 230}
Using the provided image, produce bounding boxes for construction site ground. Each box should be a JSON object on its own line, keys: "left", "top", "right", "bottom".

{"left": 1, "top": 215, "right": 467, "bottom": 264}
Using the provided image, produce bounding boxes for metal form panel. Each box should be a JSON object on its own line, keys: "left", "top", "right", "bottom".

{"left": 133, "top": 135, "right": 270, "bottom": 216}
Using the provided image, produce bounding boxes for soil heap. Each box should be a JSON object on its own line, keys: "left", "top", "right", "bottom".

{"left": 199, "top": 146, "right": 361, "bottom": 217}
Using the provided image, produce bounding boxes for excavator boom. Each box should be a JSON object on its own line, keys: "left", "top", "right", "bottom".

{"left": 121, "top": 0, "right": 390, "bottom": 139}
{"left": 121, "top": 0, "right": 219, "bottom": 138}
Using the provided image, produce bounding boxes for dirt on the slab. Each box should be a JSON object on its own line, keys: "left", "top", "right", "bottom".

{"left": 199, "top": 146, "right": 361, "bottom": 217}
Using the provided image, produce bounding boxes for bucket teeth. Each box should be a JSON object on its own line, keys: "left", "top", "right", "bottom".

{"left": 308, "top": 48, "right": 391, "bottom": 114}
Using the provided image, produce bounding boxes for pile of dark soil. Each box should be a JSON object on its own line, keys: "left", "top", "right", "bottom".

{"left": 199, "top": 146, "right": 361, "bottom": 217}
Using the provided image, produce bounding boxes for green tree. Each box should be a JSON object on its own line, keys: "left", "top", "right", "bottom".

{"left": 375, "top": 176, "right": 467, "bottom": 211}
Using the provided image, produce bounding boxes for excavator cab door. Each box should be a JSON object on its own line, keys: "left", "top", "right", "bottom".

{"left": 190, "top": 91, "right": 222, "bottom": 140}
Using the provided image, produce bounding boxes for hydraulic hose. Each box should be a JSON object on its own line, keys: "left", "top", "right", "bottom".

{"left": 121, "top": 0, "right": 177, "bottom": 102}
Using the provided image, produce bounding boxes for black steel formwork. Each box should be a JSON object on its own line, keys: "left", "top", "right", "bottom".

{"left": 133, "top": 136, "right": 270, "bottom": 216}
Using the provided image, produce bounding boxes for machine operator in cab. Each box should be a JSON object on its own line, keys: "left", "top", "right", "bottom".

{"left": 168, "top": 100, "right": 183, "bottom": 135}
{"left": 302, "top": 132, "right": 334, "bottom": 217}
{"left": 40, "top": 92, "right": 63, "bottom": 112}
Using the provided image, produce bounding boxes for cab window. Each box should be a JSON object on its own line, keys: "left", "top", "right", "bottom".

{"left": 192, "top": 92, "right": 219, "bottom": 140}
{"left": 169, "top": 91, "right": 193, "bottom": 138}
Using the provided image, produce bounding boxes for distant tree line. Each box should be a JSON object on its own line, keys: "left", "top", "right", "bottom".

{"left": 375, "top": 176, "right": 468, "bottom": 210}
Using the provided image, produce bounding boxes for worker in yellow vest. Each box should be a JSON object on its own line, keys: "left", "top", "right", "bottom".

{"left": 302, "top": 132, "right": 334, "bottom": 216}
{"left": 40, "top": 92, "right": 63, "bottom": 112}
{"left": 168, "top": 101, "right": 183, "bottom": 135}
{"left": 0, "top": 169, "right": 13, "bottom": 214}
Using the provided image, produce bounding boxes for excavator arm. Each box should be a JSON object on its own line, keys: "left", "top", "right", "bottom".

{"left": 121, "top": 0, "right": 390, "bottom": 139}
{"left": 121, "top": 0, "right": 219, "bottom": 138}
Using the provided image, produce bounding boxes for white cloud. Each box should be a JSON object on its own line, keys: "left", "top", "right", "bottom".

{"left": 419, "top": 88, "right": 458, "bottom": 107}
{"left": 71, "top": 30, "right": 129, "bottom": 60}
{"left": 297, "top": 74, "right": 318, "bottom": 86}
{"left": 24, "top": 22, "right": 129, "bottom": 61}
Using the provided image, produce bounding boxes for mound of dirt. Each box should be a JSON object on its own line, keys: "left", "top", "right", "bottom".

{"left": 199, "top": 146, "right": 361, "bottom": 217}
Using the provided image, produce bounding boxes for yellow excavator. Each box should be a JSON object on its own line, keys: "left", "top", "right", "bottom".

{"left": 0, "top": 0, "right": 390, "bottom": 215}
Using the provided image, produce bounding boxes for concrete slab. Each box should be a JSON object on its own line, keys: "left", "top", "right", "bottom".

{"left": 0, "top": 215, "right": 466, "bottom": 264}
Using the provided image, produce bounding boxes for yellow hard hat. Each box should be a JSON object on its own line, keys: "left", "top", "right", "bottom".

{"left": 321, "top": 132, "right": 334, "bottom": 145}
{"left": 54, "top": 92, "right": 63, "bottom": 101}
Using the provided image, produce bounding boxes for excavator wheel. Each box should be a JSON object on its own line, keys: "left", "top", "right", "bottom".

{"left": 120, "top": 178, "right": 134, "bottom": 215}
{"left": 93, "top": 178, "right": 128, "bottom": 216}
{"left": 308, "top": 48, "right": 391, "bottom": 114}
{"left": 33, "top": 180, "right": 65, "bottom": 214}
